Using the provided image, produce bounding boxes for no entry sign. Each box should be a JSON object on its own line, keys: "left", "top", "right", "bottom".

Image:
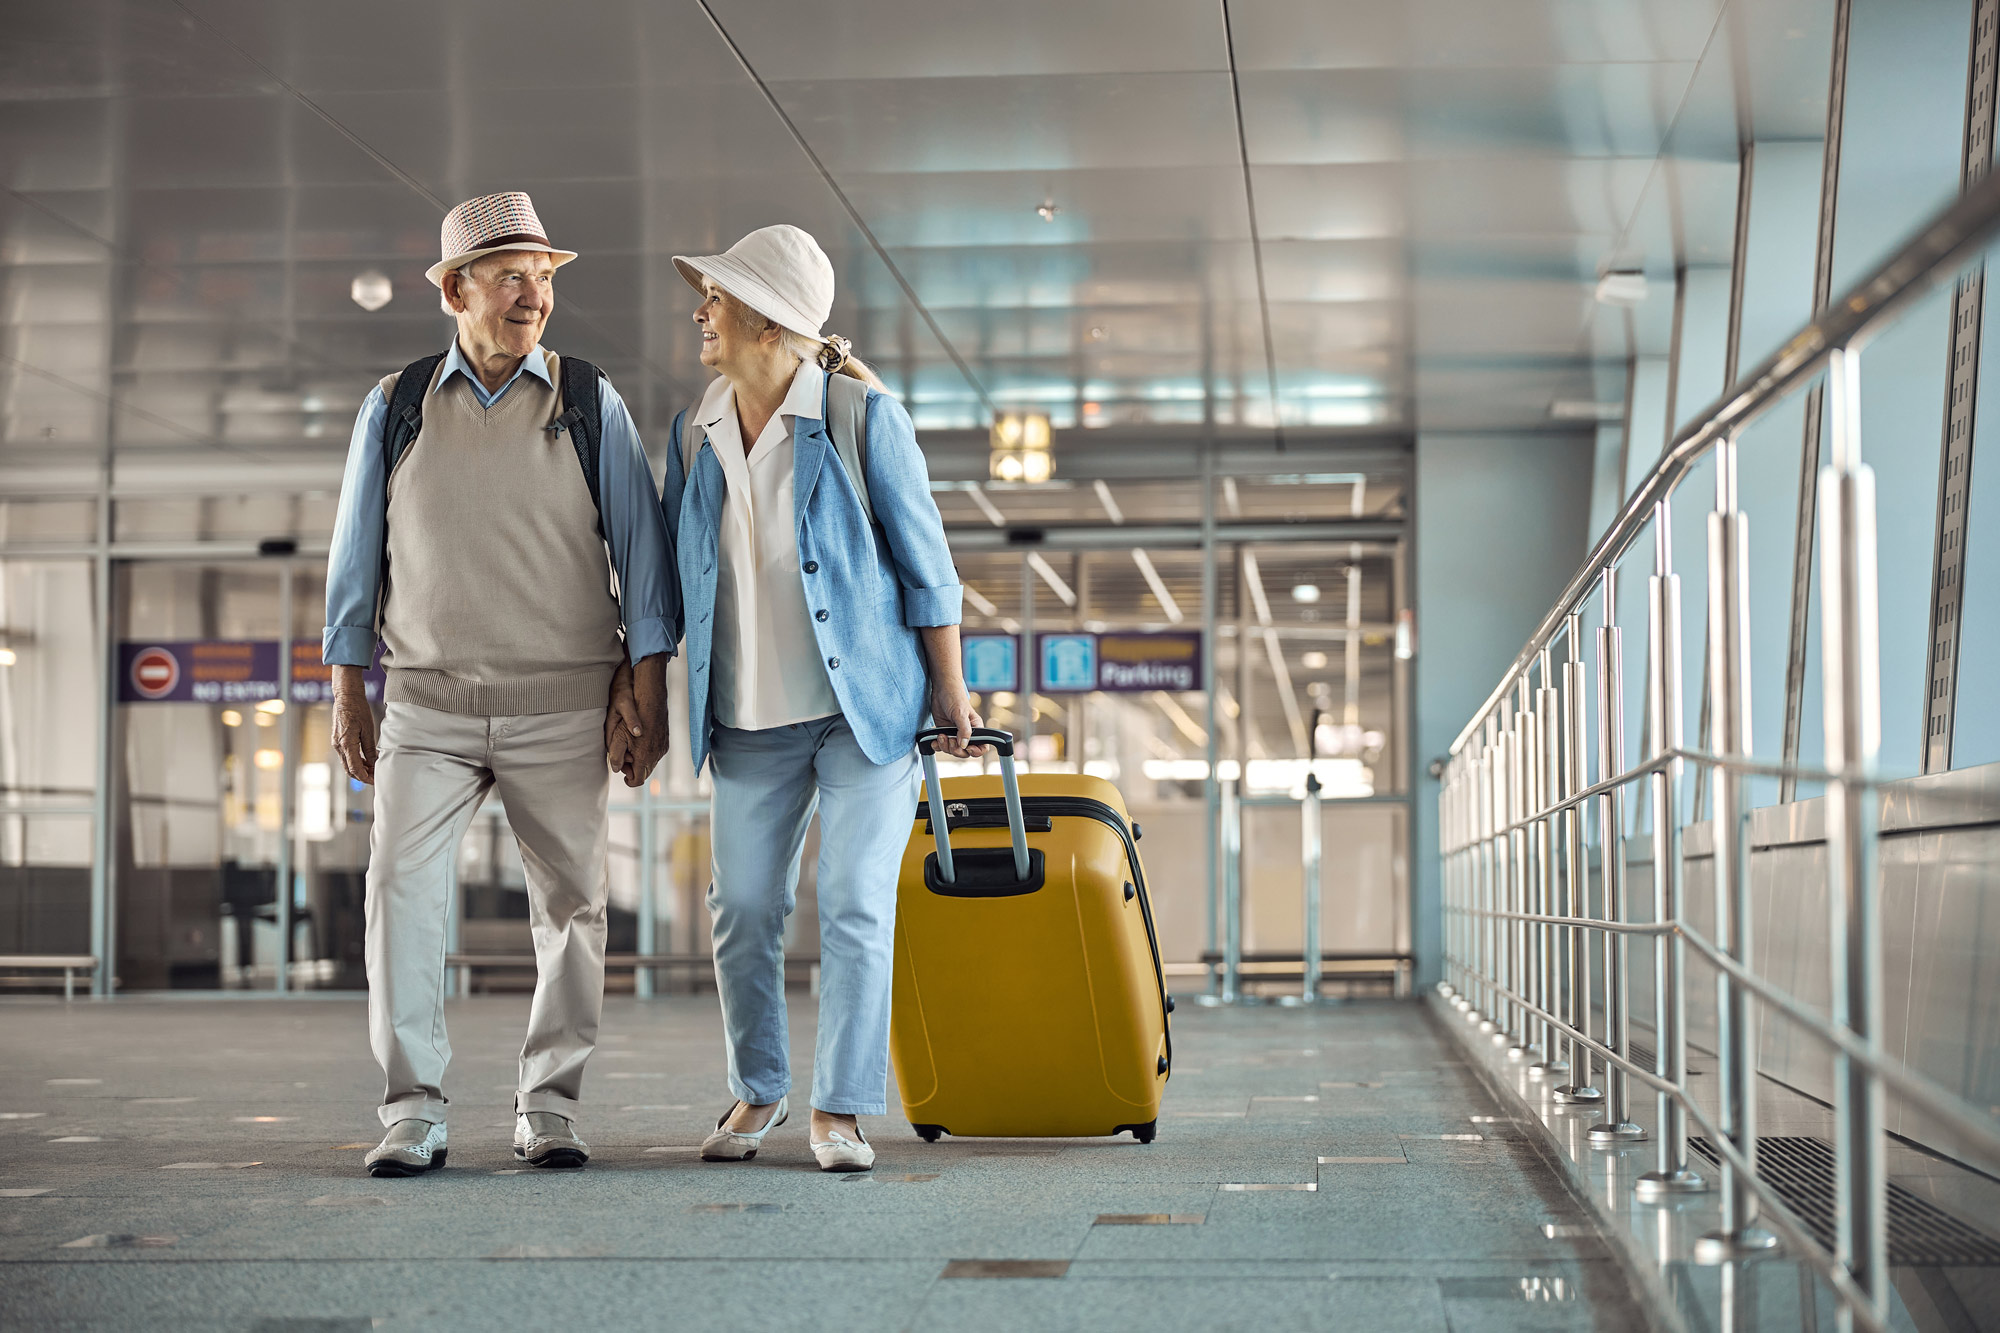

{"left": 128, "top": 646, "right": 180, "bottom": 700}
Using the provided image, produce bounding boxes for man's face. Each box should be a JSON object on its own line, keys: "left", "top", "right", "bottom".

{"left": 447, "top": 250, "right": 555, "bottom": 358}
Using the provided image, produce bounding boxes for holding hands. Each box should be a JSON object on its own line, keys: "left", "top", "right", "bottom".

{"left": 606, "top": 655, "right": 670, "bottom": 787}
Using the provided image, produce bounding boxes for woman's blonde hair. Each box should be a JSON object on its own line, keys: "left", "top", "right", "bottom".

{"left": 719, "top": 287, "right": 887, "bottom": 391}
{"left": 778, "top": 329, "right": 887, "bottom": 392}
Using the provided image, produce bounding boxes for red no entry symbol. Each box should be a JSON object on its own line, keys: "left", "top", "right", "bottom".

{"left": 130, "top": 646, "right": 180, "bottom": 700}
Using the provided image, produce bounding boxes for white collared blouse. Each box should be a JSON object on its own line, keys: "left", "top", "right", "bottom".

{"left": 700, "top": 361, "right": 842, "bottom": 731}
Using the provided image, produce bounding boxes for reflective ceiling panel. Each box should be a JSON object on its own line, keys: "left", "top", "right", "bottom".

{"left": 0, "top": 0, "right": 1847, "bottom": 478}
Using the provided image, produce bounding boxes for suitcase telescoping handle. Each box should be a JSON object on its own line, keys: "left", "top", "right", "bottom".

{"left": 915, "top": 727, "right": 1030, "bottom": 885}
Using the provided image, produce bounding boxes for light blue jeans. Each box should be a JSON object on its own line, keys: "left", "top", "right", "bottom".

{"left": 707, "top": 714, "right": 918, "bottom": 1115}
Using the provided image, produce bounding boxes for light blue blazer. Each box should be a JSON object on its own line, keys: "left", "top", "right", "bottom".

{"left": 663, "top": 375, "right": 963, "bottom": 774}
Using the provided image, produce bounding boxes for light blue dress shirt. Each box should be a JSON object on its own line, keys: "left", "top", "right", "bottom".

{"left": 322, "top": 341, "right": 676, "bottom": 670}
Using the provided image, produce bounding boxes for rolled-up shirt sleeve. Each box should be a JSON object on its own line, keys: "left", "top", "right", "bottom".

{"left": 862, "top": 391, "right": 963, "bottom": 628}
{"left": 597, "top": 378, "right": 676, "bottom": 662}
{"left": 322, "top": 387, "right": 389, "bottom": 667}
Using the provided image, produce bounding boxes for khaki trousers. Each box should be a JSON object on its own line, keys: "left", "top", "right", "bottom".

{"left": 366, "top": 701, "right": 609, "bottom": 1127}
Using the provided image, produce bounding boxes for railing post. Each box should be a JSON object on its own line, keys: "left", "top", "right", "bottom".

{"left": 1552, "top": 612, "right": 1600, "bottom": 1096}
{"left": 1638, "top": 500, "right": 1707, "bottom": 1197}
{"left": 1456, "top": 752, "right": 1472, "bottom": 1000}
{"left": 1221, "top": 776, "right": 1241, "bottom": 1005}
{"left": 1504, "top": 690, "right": 1530, "bottom": 1058}
{"left": 1556, "top": 578, "right": 1609, "bottom": 1107}
{"left": 636, "top": 781, "right": 657, "bottom": 1000}
{"left": 1533, "top": 653, "right": 1569, "bottom": 1078}
{"left": 1594, "top": 538, "right": 1650, "bottom": 1140}
{"left": 1493, "top": 700, "right": 1517, "bottom": 1046}
{"left": 1822, "top": 344, "right": 1886, "bottom": 1326}
{"left": 1301, "top": 771, "right": 1323, "bottom": 1004}
{"left": 1452, "top": 748, "right": 1474, "bottom": 1012}
{"left": 1697, "top": 433, "right": 1779, "bottom": 1261}
{"left": 1479, "top": 717, "right": 1501, "bottom": 1033}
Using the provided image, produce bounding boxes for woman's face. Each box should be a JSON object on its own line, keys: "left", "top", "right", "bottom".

{"left": 694, "top": 280, "right": 773, "bottom": 374}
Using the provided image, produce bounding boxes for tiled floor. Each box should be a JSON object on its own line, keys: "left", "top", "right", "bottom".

{"left": 0, "top": 995, "right": 1654, "bottom": 1331}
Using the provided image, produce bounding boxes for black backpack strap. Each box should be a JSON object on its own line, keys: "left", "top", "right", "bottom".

{"left": 383, "top": 352, "right": 446, "bottom": 476}
{"left": 374, "top": 351, "right": 447, "bottom": 633}
{"left": 552, "top": 355, "right": 605, "bottom": 531}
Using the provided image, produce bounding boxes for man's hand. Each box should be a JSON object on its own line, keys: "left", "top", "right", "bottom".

{"left": 606, "top": 660, "right": 639, "bottom": 777}
{"left": 606, "top": 655, "right": 670, "bottom": 787}
{"left": 330, "top": 664, "right": 378, "bottom": 785}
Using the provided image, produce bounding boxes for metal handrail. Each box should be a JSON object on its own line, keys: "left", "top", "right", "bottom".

{"left": 1437, "top": 167, "right": 2000, "bottom": 1333}
{"left": 1449, "top": 901, "right": 2000, "bottom": 1164}
{"left": 1449, "top": 163, "right": 2000, "bottom": 757}
{"left": 1478, "top": 978, "right": 1892, "bottom": 1329}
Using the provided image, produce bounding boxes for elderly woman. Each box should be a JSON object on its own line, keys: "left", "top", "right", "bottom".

{"left": 632, "top": 225, "right": 978, "bottom": 1173}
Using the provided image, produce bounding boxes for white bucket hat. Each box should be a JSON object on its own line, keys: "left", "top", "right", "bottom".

{"left": 673, "top": 225, "right": 835, "bottom": 342}
{"left": 426, "top": 191, "right": 578, "bottom": 288}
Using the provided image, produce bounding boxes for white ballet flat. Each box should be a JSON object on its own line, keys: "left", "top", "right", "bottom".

{"left": 810, "top": 1125, "right": 874, "bottom": 1173}
{"left": 699, "top": 1095, "right": 788, "bottom": 1162}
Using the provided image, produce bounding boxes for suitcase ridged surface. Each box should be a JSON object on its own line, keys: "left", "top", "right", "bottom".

{"left": 891, "top": 773, "right": 1170, "bottom": 1139}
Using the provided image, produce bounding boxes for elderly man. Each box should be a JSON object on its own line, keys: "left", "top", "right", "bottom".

{"left": 323, "top": 192, "right": 673, "bottom": 1177}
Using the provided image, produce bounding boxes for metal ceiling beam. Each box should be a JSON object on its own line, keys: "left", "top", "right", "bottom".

{"left": 692, "top": 0, "right": 994, "bottom": 418}
{"left": 1218, "top": 0, "right": 1285, "bottom": 452}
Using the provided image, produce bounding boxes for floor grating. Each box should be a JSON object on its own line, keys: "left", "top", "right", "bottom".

{"left": 1688, "top": 1136, "right": 2000, "bottom": 1267}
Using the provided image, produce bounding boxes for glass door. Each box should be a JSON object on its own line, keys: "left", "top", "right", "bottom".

{"left": 115, "top": 559, "right": 365, "bottom": 990}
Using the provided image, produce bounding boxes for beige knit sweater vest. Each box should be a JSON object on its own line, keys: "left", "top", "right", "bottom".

{"left": 377, "top": 351, "right": 623, "bottom": 715}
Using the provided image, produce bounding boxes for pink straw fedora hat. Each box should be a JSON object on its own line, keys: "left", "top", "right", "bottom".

{"left": 425, "top": 192, "right": 578, "bottom": 287}
{"left": 672, "top": 225, "right": 834, "bottom": 340}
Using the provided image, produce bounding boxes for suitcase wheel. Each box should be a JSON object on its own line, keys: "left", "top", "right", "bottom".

{"left": 913, "top": 1124, "right": 945, "bottom": 1143}
{"left": 1115, "top": 1120, "right": 1158, "bottom": 1145}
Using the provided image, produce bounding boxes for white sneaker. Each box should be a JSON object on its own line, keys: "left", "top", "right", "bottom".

{"left": 513, "top": 1111, "right": 589, "bottom": 1169}
{"left": 365, "top": 1118, "right": 447, "bottom": 1177}
{"left": 700, "top": 1095, "right": 788, "bottom": 1162}
{"left": 810, "top": 1124, "right": 874, "bottom": 1173}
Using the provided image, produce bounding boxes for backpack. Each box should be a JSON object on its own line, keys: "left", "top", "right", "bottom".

{"left": 679, "top": 371, "right": 873, "bottom": 524}
{"left": 383, "top": 350, "right": 607, "bottom": 530}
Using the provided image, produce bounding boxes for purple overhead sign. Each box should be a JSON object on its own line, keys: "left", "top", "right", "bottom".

{"left": 1032, "top": 631, "right": 1202, "bottom": 694}
{"left": 117, "top": 641, "right": 384, "bottom": 705}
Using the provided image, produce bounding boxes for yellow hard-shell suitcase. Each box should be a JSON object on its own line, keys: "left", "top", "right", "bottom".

{"left": 890, "top": 728, "right": 1172, "bottom": 1142}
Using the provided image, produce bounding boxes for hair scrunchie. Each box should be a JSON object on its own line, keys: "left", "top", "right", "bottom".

{"left": 816, "top": 334, "right": 851, "bottom": 374}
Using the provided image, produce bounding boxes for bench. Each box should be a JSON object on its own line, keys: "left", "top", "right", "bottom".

{"left": 0, "top": 955, "right": 98, "bottom": 1000}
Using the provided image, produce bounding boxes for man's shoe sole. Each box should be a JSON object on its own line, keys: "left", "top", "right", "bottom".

{"left": 515, "top": 1145, "right": 588, "bottom": 1169}
{"left": 367, "top": 1148, "right": 447, "bottom": 1178}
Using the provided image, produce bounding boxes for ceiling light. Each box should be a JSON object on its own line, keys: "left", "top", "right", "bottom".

{"left": 350, "top": 270, "right": 393, "bottom": 312}
{"left": 1291, "top": 584, "right": 1321, "bottom": 604}
{"left": 1301, "top": 650, "right": 1329, "bottom": 670}
{"left": 255, "top": 698, "right": 286, "bottom": 715}
{"left": 1087, "top": 326, "right": 1109, "bottom": 342}
{"left": 0, "top": 648, "right": 14, "bottom": 666}
{"left": 220, "top": 709, "right": 242, "bottom": 728}
{"left": 254, "top": 749, "right": 284, "bottom": 770}
{"left": 1549, "top": 399, "right": 1624, "bottom": 422}
{"left": 1594, "top": 270, "right": 1647, "bottom": 306}
{"left": 990, "top": 411, "right": 1054, "bottom": 484}
{"left": 1036, "top": 201, "right": 1060, "bottom": 221}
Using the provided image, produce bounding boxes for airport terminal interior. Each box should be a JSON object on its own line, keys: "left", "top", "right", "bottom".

{"left": 3, "top": 0, "right": 2000, "bottom": 1329}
